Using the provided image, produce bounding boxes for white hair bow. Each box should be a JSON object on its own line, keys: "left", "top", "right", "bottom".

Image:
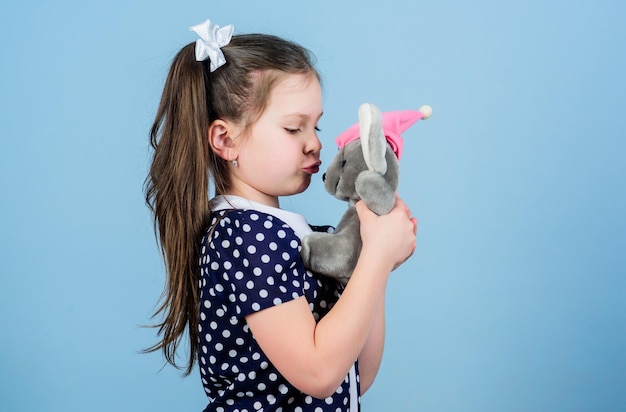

{"left": 189, "top": 19, "right": 234, "bottom": 72}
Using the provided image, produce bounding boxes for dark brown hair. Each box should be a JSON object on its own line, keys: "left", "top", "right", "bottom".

{"left": 144, "top": 34, "right": 319, "bottom": 374}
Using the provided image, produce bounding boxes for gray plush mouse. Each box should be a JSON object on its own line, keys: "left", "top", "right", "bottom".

{"left": 301, "top": 103, "right": 432, "bottom": 284}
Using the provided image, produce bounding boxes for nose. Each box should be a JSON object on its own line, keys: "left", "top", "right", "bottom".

{"left": 306, "top": 132, "right": 322, "bottom": 155}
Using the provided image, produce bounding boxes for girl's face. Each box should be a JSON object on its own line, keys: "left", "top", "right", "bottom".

{"left": 229, "top": 73, "right": 323, "bottom": 207}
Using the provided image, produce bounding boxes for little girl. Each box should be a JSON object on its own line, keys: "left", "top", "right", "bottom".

{"left": 145, "top": 19, "right": 418, "bottom": 411}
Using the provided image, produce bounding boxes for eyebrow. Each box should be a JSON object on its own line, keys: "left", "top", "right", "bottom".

{"left": 282, "top": 112, "right": 324, "bottom": 121}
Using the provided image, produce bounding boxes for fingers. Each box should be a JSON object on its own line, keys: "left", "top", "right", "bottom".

{"left": 355, "top": 199, "right": 375, "bottom": 220}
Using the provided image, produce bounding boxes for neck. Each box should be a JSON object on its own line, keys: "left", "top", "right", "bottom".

{"left": 221, "top": 189, "right": 280, "bottom": 209}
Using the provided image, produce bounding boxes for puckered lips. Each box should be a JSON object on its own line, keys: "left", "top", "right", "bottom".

{"left": 303, "top": 161, "right": 322, "bottom": 175}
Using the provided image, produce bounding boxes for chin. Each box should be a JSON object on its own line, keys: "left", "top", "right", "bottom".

{"left": 292, "top": 179, "right": 312, "bottom": 195}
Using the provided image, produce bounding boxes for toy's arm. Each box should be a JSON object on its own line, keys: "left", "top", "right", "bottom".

{"left": 355, "top": 171, "right": 396, "bottom": 215}
{"left": 301, "top": 209, "right": 361, "bottom": 284}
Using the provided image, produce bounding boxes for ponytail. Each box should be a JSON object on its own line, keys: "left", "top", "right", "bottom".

{"left": 144, "top": 44, "right": 212, "bottom": 374}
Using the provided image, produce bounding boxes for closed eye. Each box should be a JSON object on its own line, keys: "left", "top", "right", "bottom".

{"left": 284, "top": 128, "right": 301, "bottom": 135}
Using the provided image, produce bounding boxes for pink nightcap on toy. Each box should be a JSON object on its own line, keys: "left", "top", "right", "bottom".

{"left": 335, "top": 105, "right": 432, "bottom": 160}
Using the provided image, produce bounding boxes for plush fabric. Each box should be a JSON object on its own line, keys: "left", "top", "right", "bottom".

{"left": 301, "top": 103, "right": 430, "bottom": 284}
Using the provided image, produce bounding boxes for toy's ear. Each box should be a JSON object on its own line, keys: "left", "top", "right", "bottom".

{"left": 358, "top": 103, "right": 387, "bottom": 174}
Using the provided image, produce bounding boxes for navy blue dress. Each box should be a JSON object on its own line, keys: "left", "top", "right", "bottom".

{"left": 198, "top": 204, "right": 360, "bottom": 412}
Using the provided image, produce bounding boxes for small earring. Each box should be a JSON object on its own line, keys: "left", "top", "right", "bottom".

{"left": 232, "top": 159, "right": 238, "bottom": 167}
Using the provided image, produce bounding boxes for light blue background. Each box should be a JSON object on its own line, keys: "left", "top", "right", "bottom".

{"left": 1, "top": 1, "right": 624, "bottom": 411}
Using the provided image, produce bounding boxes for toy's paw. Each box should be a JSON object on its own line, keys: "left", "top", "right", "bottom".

{"left": 355, "top": 170, "right": 396, "bottom": 215}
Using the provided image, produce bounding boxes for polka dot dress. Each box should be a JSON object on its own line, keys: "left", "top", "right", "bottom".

{"left": 198, "top": 208, "right": 360, "bottom": 411}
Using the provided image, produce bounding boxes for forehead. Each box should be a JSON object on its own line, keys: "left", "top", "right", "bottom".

{"left": 265, "top": 74, "right": 322, "bottom": 113}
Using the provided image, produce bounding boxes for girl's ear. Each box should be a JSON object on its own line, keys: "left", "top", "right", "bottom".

{"left": 208, "top": 119, "right": 239, "bottom": 161}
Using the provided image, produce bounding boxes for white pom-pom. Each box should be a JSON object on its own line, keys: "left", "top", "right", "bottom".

{"left": 418, "top": 105, "right": 433, "bottom": 119}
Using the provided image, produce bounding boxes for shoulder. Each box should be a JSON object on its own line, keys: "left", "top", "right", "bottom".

{"left": 207, "top": 209, "right": 301, "bottom": 249}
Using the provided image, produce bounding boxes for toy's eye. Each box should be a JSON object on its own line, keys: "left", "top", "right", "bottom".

{"left": 341, "top": 160, "right": 346, "bottom": 168}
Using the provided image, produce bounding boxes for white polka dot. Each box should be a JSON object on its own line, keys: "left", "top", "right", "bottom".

{"left": 246, "top": 280, "right": 254, "bottom": 289}
{"left": 253, "top": 267, "right": 262, "bottom": 276}
{"left": 261, "top": 254, "right": 270, "bottom": 263}
{"left": 250, "top": 213, "right": 259, "bottom": 221}
{"left": 210, "top": 321, "right": 217, "bottom": 330}
{"left": 259, "top": 289, "right": 268, "bottom": 298}
{"left": 221, "top": 240, "right": 230, "bottom": 248}
{"left": 205, "top": 333, "right": 212, "bottom": 342}
{"left": 235, "top": 236, "right": 243, "bottom": 245}
{"left": 274, "top": 263, "right": 283, "bottom": 272}
{"left": 248, "top": 371, "right": 256, "bottom": 379}
{"left": 252, "top": 302, "right": 260, "bottom": 311}
{"left": 222, "top": 330, "right": 231, "bottom": 338}
{"left": 243, "top": 224, "right": 251, "bottom": 232}
{"left": 273, "top": 298, "right": 282, "bottom": 305}
{"left": 215, "top": 343, "right": 223, "bottom": 351}
{"left": 278, "top": 384, "right": 288, "bottom": 394}
{"left": 277, "top": 230, "right": 286, "bottom": 238}
{"left": 290, "top": 239, "right": 298, "bottom": 249}
{"left": 235, "top": 271, "right": 244, "bottom": 280}
{"left": 269, "top": 242, "right": 278, "bottom": 251}
{"left": 211, "top": 261, "right": 219, "bottom": 270}
{"left": 264, "top": 220, "right": 273, "bottom": 229}
{"left": 282, "top": 252, "right": 291, "bottom": 261}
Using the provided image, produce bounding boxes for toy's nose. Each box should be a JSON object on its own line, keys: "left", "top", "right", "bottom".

{"left": 322, "top": 173, "right": 326, "bottom": 182}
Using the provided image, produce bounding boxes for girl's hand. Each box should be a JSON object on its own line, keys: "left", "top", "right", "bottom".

{"left": 355, "top": 196, "right": 418, "bottom": 271}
